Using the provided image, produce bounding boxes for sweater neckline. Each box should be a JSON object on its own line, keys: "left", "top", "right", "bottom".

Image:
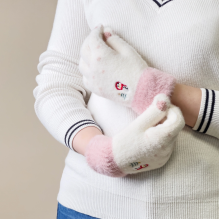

{"left": 141, "top": 0, "right": 175, "bottom": 13}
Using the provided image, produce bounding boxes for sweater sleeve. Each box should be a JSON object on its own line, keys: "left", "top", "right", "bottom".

{"left": 192, "top": 88, "right": 219, "bottom": 138}
{"left": 33, "top": 0, "right": 103, "bottom": 151}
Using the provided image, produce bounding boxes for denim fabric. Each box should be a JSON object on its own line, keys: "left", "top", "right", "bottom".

{"left": 57, "top": 202, "right": 100, "bottom": 219}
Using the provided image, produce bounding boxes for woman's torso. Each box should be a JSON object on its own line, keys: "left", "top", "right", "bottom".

{"left": 58, "top": 1, "right": 219, "bottom": 218}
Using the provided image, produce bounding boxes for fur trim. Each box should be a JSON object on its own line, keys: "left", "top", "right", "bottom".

{"left": 132, "top": 67, "right": 176, "bottom": 114}
{"left": 85, "top": 135, "right": 127, "bottom": 177}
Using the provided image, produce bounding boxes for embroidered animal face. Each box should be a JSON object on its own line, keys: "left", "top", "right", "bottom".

{"left": 115, "top": 82, "right": 128, "bottom": 91}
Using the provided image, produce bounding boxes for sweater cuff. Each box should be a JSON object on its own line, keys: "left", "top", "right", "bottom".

{"left": 192, "top": 88, "right": 219, "bottom": 139}
{"left": 65, "top": 120, "right": 103, "bottom": 152}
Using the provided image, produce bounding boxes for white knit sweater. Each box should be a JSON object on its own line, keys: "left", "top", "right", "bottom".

{"left": 33, "top": 0, "right": 219, "bottom": 218}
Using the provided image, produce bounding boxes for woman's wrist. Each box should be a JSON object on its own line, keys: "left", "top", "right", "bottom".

{"left": 171, "top": 83, "right": 202, "bottom": 128}
{"left": 72, "top": 126, "right": 103, "bottom": 156}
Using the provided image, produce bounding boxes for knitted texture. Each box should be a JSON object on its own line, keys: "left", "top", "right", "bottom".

{"left": 34, "top": 0, "right": 219, "bottom": 218}
{"left": 193, "top": 88, "right": 219, "bottom": 138}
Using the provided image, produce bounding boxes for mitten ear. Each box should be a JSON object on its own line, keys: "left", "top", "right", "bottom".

{"left": 103, "top": 26, "right": 137, "bottom": 57}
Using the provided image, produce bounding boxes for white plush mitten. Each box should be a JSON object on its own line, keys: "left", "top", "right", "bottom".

{"left": 79, "top": 24, "right": 176, "bottom": 114}
{"left": 85, "top": 94, "right": 185, "bottom": 177}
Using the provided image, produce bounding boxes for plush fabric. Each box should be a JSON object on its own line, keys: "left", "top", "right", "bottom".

{"left": 79, "top": 25, "right": 176, "bottom": 114}
{"left": 85, "top": 94, "right": 185, "bottom": 177}
{"left": 85, "top": 135, "right": 126, "bottom": 177}
{"left": 132, "top": 68, "right": 176, "bottom": 114}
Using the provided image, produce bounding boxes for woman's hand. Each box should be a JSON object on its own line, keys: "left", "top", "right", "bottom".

{"left": 84, "top": 94, "right": 185, "bottom": 177}
{"left": 79, "top": 24, "right": 176, "bottom": 115}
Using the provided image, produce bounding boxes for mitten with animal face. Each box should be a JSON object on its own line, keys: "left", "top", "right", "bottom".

{"left": 79, "top": 25, "right": 176, "bottom": 115}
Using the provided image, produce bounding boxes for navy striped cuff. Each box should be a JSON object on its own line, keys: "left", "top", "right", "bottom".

{"left": 193, "top": 88, "right": 216, "bottom": 135}
{"left": 64, "top": 120, "right": 103, "bottom": 150}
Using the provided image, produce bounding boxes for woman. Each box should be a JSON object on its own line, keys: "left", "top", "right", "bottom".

{"left": 33, "top": 0, "right": 219, "bottom": 218}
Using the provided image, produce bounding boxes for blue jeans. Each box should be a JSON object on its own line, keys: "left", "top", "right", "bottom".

{"left": 57, "top": 202, "right": 100, "bottom": 219}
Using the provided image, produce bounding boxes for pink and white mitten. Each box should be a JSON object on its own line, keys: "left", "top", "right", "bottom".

{"left": 79, "top": 24, "right": 176, "bottom": 114}
{"left": 85, "top": 94, "right": 185, "bottom": 177}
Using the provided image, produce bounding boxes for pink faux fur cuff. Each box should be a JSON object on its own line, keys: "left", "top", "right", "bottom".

{"left": 132, "top": 67, "right": 176, "bottom": 114}
{"left": 85, "top": 135, "right": 127, "bottom": 177}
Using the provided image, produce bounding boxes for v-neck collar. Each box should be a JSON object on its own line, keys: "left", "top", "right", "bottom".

{"left": 141, "top": 0, "right": 175, "bottom": 13}
{"left": 152, "top": 0, "right": 173, "bottom": 7}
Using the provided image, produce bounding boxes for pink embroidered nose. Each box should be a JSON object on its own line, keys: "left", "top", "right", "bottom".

{"left": 103, "top": 32, "right": 112, "bottom": 41}
{"left": 156, "top": 101, "right": 167, "bottom": 111}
